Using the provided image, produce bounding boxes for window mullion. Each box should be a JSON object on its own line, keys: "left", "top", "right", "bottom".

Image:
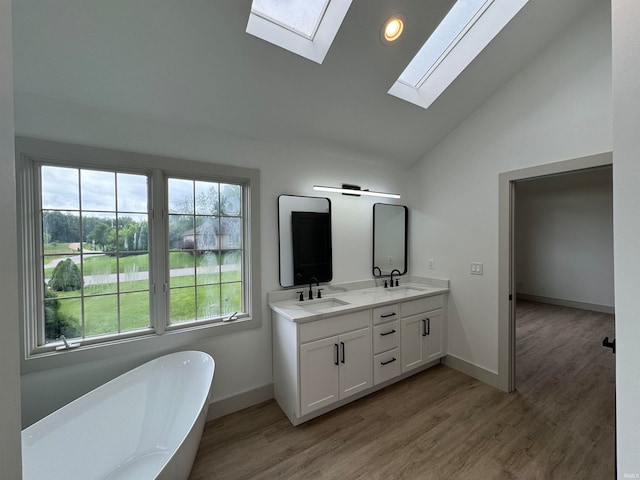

{"left": 150, "top": 169, "right": 168, "bottom": 334}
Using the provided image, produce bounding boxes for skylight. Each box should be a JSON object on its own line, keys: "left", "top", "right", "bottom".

{"left": 399, "top": 0, "right": 492, "bottom": 87}
{"left": 388, "top": 0, "right": 529, "bottom": 110}
{"left": 251, "top": 0, "right": 330, "bottom": 39}
{"left": 247, "top": 0, "right": 353, "bottom": 64}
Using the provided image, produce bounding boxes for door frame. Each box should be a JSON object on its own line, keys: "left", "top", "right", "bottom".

{"left": 497, "top": 152, "right": 613, "bottom": 392}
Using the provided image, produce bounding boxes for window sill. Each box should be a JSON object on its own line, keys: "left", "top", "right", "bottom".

{"left": 21, "top": 315, "right": 261, "bottom": 376}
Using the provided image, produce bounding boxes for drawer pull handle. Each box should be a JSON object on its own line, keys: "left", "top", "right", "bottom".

{"left": 380, "top": 329, "right": 396, "bottom": 336}
{"left": 380, "top": 312, "right": 397, "bottom": 318}
{"left": 334, "top": 344, "right": 339, "bottom": 366}
{"left": 381, "top": 357, "right": 397, "bottom": 366}
{"left": 340, "top": 341, "right": 345, "bottom": 364}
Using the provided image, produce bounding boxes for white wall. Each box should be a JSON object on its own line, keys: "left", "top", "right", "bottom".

{"left": 0, "top": 0, "right": 23, "bottom": 477}
{"left": 14, "top": 92, "right": 408, "bottom": 426}
{"left": 612, "top": 0, "right": 640, "bottom": 475}
{"left": 408, "top": 0, "right": 612, "bottom": 374}
{"left": 515, "top": 169, "right": 614, "bottom": 310}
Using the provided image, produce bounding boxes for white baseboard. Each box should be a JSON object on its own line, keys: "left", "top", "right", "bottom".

{"left": 442, "top": 354, "right": 499, "bottom": 388}
{"left": 517, "top": 293, "right": 615, "bottom": 314}
{"left": 206, "top": 383, "right": 274, "bottom": 422}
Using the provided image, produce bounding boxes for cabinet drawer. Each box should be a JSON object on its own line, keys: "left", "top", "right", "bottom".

{"left": 373, "top": 349, "right": 400, "bottom": 385}
{"left": 373, "top": 321, "right": 399, "bottom": 354}
{"left": 299, "top": 310, "right": 371, "bottom": 343}
{"left": 372, "top": 304, "right": 399, "bottom": 325}
{"left": 400, "top": 295, "right": 444, "bottom": 317}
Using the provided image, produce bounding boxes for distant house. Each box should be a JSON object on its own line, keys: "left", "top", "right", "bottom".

{"left": 181, "top": 217, "right": 241, "bottom": 251}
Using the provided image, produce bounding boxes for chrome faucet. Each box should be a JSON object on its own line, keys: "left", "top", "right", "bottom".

{"left": 390, "top": 269, "right": 402, "bottom": 287}
{"left": 308, "top": 277, "right": 319, "bottom": 300}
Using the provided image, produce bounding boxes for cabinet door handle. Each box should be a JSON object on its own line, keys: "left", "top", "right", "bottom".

{"left": 334, "top": 343, "right": 339, "bottom": 366}
{"left": 422, "top": 318, "right": 431, "bottom": 336}
{"left": 380, "top": 329, "right": 396, "bottom": 336}
{"left": 380, "top": 312, "right": 397, "bottom": 318}
{"left": 381, "top": 357, "right": 397, "bottom": 366}
{"left": 340, "top": 341, "right": 345, "bottom": 364}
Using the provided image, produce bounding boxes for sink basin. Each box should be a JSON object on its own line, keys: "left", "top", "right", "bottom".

{"left": 385, "top": 285, "right": 427, "bottom": 295}
{"left": 300, "top": 298, "right": 350, "bottom": 312}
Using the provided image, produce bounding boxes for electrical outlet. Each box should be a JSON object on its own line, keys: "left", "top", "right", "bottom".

{"left": 470, "top": 262, "right": 483, "bottom": 275}
{"left": 428, "top": 258, "right": 435, "bottom": 269}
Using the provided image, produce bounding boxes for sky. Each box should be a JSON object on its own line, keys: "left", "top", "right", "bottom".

{"left": 41, "top": 165, "right": 242, "bottom": 217}
{"left": 41, "top": 165, "right": 148, "bottom": 213}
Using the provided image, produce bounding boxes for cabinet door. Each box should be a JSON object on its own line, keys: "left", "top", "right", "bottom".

{"left": 401, "top": 314, "right": 424, "bottom": 373}
{"left": 338, "top": 327, "right": 372, "bottom": 400}
{"left": 300, "top": 336, "right": 340, "bottom": 416}
{"left": 423, "top": 309, "right": 444, "bottom": 362}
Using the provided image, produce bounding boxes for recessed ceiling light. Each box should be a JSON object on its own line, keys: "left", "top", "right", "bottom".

{"left": 381, "top": 14, "right": 405, "bottom": 44}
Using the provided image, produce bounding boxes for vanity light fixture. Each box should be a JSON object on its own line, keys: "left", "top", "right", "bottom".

{"left": 381, "top": 14, "right": 406, "bottom": 44}
{"left": 313, "top": 184, "right": 401, "bottom": 199}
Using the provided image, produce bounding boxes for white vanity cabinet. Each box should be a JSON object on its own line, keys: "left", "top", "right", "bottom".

{"left": 273, "top": 309, "right": 372, "bottom": 424}
{"left": 400, "top": 296, "right": 445, "bottom": 373}
{"left": 271, "top": 288, "right": 448, "bottom": 426}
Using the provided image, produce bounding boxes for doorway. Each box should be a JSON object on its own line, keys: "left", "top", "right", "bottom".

{"left": 497, "top": 152, "right": 613, "bottom": 391}
{"left": 512, "top": 165, "right": 615, "bottom": 385}
{"left": 498, "top": 155, "right": 616, "bottom": 475}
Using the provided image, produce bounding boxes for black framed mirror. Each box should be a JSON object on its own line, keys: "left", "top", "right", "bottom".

{"left": 278, "top": 195, "right": 332, "bottom": 287}
{"left": 373, "top": 203, "right": 408, "bottom": 276}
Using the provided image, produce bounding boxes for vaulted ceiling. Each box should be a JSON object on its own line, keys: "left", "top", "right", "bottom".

{"left": 12, "top": 0, "right": 596, "bottom": 169}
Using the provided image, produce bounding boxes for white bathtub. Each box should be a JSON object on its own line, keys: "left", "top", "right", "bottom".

{"left": 22, "top": 351, "right": 215, "bottom": 480}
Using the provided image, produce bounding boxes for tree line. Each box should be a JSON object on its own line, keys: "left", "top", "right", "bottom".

{"left": 43, "top": 211, "right": 148, "bottom": 253}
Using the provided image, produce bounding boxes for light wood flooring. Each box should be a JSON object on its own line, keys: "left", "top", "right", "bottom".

{"left": 189, "top": 301, "right": 615, "bottom": 479}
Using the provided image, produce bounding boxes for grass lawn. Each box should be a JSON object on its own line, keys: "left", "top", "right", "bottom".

{"left": 44, "top": 251, "right": 232, "bottom": 277}
{"left": 51, "top": 268, "right": 242, "bottom": 338}
{"left": 43, "top": 242, "right": 79, "bottom": 263}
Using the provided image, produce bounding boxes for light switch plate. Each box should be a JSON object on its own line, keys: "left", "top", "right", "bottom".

{"left": 470, "top": 262, "right": 483, "bottom": 275}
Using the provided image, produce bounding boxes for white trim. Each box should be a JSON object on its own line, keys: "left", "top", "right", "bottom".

{"left": 206, "top": 383, "right": 274, "bottom": 421}
{"left": 16, "top": 137, "right": 262, "bottom": 375}
{"left": 517, "top": 293, "right": 615, "bottom": 315}
{"left": 441, "top": 354, "right": 499, "bottom": 388}
{"left": 246, "top": 0, "right": 353, "bottom": 64}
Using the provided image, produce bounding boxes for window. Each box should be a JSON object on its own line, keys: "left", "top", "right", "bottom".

{"left": 388, "top": 0, "right": 529, "bottom": 109}
{"left": 246, "top": 0, "right": 353, "bottom": 64}
{"left": 40, "top": 166, "right": 152, "bottom": 344}
{"left": 17, "top": 139, "right": 260, "bottom": 358}
{"left": 167, "top": 178, "right": 244, "bottom": 325}
{"left": 251, "top": 0, "right": 331, "bottom": 39}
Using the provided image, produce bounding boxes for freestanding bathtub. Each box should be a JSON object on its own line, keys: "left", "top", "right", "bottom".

{"left": 22, "top": 350, "right": 215, "bottom": 480}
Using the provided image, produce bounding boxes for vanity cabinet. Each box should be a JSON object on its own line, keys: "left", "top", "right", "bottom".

{"left": 400, "top": 296, "right": 445, "bottom": 373}
{"left": 271, "top": 291, "right": 447, "bottom": 426}
{"left": 300, "top": 326, "right": 372, "bottom": 416}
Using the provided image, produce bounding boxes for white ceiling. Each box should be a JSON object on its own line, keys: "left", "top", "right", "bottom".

{"left": 12, "top": 0, "right": 597, "bottom": 170}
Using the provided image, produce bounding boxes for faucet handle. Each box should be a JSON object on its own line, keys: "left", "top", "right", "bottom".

{"left": 384, "top": 280, "right": 388, "bottom": 288}
{"left": 317, "top": 288, "right": 323, "bottom": 299}
{"left": 297, "top": 291, "right": 304, "bottom": 301}
{"left": 395, "top": 279, "right": 399, "bottom": 287}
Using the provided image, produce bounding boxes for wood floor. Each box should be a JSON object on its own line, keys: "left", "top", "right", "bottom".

{"left": 189, "top": 301, "right": 615, "bottom": 479}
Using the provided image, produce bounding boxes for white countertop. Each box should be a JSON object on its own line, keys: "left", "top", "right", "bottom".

{"left": 269, "top": 277, "right": 449, "bottom": 323}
